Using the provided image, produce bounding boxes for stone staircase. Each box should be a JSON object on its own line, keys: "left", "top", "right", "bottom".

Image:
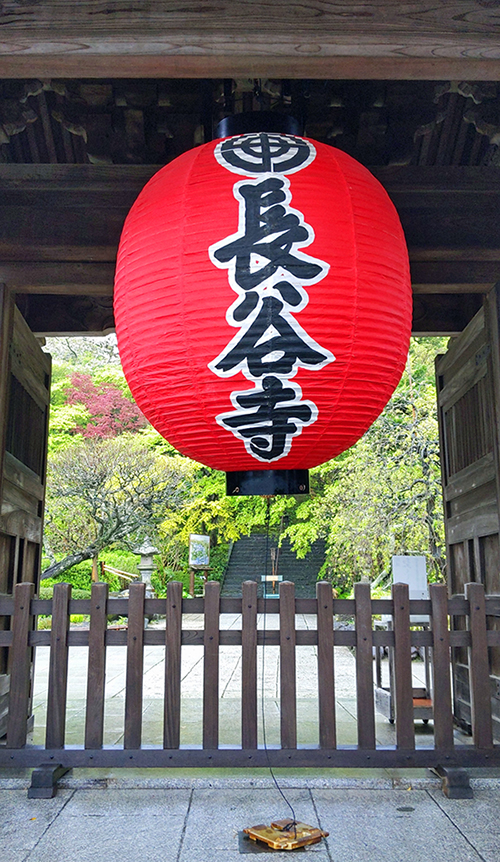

{"left": 221, "top": 533, "right": 326, "bottom": 598}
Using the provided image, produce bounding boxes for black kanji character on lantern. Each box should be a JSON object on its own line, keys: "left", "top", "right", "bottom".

{"left": 218, "top": 376, "right": 315, "bottom": 461}
{"left": 210, "top": 133, "right": 333, "bottom": 463}
{"left": 215, "top": 133, "right": 314, "bottom": 176}
{"left": 212, "top": 296, "right": 332, "bottom": 378}
{"left": 211, "top": 177, "right": 325, "bottom": 293}
{"left": 232, "top": 281, "right": 301, "bottom": 322}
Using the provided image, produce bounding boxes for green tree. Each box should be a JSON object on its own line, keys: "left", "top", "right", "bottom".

{"left": 283, "top": 338, "right": 447, "bottom": 592}
{"left": 46, "top": 335, "right": 145, "bottom": 451}
{"left": 42, "top": 434, "right": 193, "bottom": 579}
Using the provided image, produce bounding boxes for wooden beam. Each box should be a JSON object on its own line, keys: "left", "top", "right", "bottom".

{"left": 410, "top": 260, "right": 500, "bottom": 287}
{"left": 16, "top": 291, "right": 484, "bottom": 338}
{"left": 0, "top": 263, "right": 115, "bottom": 294}
{"left": 1, "top": 2, "right": 500, "bottom": 79}
{"left": 412, "top": 293, "right": 484, "bottom": 336}
{"left": 1, "top": 166, "right": 499, "bottom": 270}
{"left": 410, "top": 248, "right": 500, "bottom": 262}
{"left": 2, "top": 54, "right": 500, "bottom": 83}
{"left": 16, "top": 295, "right": 115, "bottom": 336}
{"left": 2, "top": 164, "right": 498, "bottom": 198}
{"left": 2, "top": 262, "right": 495, "bottom": 298}
{"left": 412, "top": 284, "right": 492, "bottom": 295}
{"left": 0, "top": 164, "right": 497, "bottom": 335}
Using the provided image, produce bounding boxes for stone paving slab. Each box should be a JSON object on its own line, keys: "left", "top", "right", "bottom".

{"left": 427, "top": 787, "right": 500, "bottom": 862}
{"left": 2, "top": 784, "right": 500, "bottom": 862}
{"left": 180, "top": 787, "right": 326, "bottom": 861}
{"left": 0, "top": 789, "right": 74, "bottom": 862}
{"left": 312, "top": 787, "right": 488, "bottom": 862}
{"left": 1, "top": 788, "right": 191, "bottom": 862}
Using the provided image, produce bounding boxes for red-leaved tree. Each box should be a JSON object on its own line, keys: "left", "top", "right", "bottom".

{"left": 65, "top": 373, "right": 147, "bottom": 438}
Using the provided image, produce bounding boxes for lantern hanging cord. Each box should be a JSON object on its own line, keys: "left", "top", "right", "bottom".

{"left": 261, "top": 494, "right": 297, "bottom": 837}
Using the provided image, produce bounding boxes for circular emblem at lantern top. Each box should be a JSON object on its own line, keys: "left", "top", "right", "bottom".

{"left": 114, "top": 133, "right": 412, "bottom": 473}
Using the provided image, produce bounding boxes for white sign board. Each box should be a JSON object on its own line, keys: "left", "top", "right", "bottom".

{"left": 391, "top": 555, "right": 427, "bottom": 598}
{"left": 189, "top": 534, "right": 210, "bottom": 569}
{"left": 392, "top": 556, "right": 429, "bottom": 630}
{"left": 392, "top": 555, "right": 429, "bottom": 624}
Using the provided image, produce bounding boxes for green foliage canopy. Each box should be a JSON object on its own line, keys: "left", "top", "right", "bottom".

{"left": 282, "top": 338, "right": 447, "bottom": 592}
{"left": 43, "top": 335, "right": 448, "bottom": 593}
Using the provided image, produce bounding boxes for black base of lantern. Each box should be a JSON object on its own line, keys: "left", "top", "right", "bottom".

{"left": 215, "top": 112, "right": 302, "bottom": 139}
{"left": 226, "top": 470, "right": 309, "bottom": 497}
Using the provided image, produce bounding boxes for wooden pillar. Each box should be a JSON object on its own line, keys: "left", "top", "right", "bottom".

{"left": 0, "top": 286, "right": 13, "bottom": 680}
{"left": 484, "top": 283, "right": 500, "bottom": 539}
{"left": 0, "top": 285, "right": 14, "bottom": 509}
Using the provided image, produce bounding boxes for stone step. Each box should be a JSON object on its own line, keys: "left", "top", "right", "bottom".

{"left": 222, "top": 534, "right": 326, "bottom": 598}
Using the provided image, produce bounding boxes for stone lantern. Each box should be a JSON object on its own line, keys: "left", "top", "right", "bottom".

{"left": 135, "top": 537, "right": 159, "bottom": 597}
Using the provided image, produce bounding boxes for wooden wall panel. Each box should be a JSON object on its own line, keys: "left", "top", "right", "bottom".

{"left": 0, "top": 307, "right": 51, "bottom": 739}
{"left": 0, "top": 287, "right": 14, "bottom": 509}
{"left": 437, "top": 285, "right": 500, "bottom": 740}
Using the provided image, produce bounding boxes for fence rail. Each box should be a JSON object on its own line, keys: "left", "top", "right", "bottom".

{"left": 0, "top": 579, "right": 499, "bottom": 771}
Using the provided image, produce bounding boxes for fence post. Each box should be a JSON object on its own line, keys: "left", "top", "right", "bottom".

{"left": 46, "top": 582, "right": 71, "bottom": 750}
{"left": 465, "top": 582, "right": 493, "bottom": 749}
{"left": 203, "top": 580, "right": 220, "bottom": 749}
{"left": 279, "top": 580, "right": 296, "bottom": 750}
{"left": 6, "top": 582, "right": 34, "bottom": 748}
{"left": 124, "top": 581, "right": 145, "bottom": 750}
{"left": 85, "top": 581, "right": 109, "bottom": 750}
{"left": 355, "top": 582, "right": 375, "bottom": 750}
{"left": 241, "top": 580, "right": 257, "bottom": 749}
{"left": 429, "top": 583, "right": 454, "bottom": 750}
{"left": 164, "top": 580, "right": 182, "bottom": 749}
{"left": 392, "top": 582, "right": 415, "bottom": 750}
{"left": 317, "top": 581, "right": 335, "bottom": 749}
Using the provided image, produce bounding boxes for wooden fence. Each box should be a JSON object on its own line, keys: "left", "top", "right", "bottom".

{"left": 0, "top": 579, "right": 499, "bottom": 770}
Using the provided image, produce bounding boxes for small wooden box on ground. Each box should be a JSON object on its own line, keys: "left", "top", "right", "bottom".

{"left": 243, "top": 820, "right": 329, "bottom": 851}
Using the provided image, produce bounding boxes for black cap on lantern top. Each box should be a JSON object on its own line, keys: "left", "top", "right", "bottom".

{"left": 215, "top": 111, "right": 302, "bottom": 139}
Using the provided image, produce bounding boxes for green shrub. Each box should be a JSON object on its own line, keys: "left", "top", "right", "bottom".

{"left": 98, "top": 549, "right": 139, "bottom": 591}
{"left": 40, "top": 548, "right": 140, "bottom": 594}
{"left": 38, "top": 586, "right": 91, "bottom": 600}
{"left": 35, "top": 612, "right": 89, "bottom": 628}
{"left": 36, "top": 616, "right": 52, "bottom": 630}
{"left": 40, "top": 543, "right": 230, "bottom": 600}
{"left": 208, "top": 542, "right": 230, "bottom": 581}
{"left": 42, "top": 561, "right": 93, "bottom": 591}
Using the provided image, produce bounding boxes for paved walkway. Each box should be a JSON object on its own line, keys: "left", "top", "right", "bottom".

{"left": 3, "top": 613, "right": 500, "bottom": 861}
{"left": 29, "top": 614, "right": 430, "bottom": 749}
{"left": 2, "top": 780, "right": 500, "bottom": 861}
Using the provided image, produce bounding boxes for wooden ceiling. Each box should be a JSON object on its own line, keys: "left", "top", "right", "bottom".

{"left": 2, "top": 78, "right": 500, "bottom": 168}
{"left": 0, "top": 3, "right": 499, "bottom": 337}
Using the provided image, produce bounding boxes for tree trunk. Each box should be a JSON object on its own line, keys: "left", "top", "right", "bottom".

{"left": 40, "top": 548, "right": 96, "bottom": 580}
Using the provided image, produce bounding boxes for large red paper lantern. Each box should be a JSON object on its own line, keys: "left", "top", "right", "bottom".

{"left": 114, "top": 132, "right": 411, "bottom": 487}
